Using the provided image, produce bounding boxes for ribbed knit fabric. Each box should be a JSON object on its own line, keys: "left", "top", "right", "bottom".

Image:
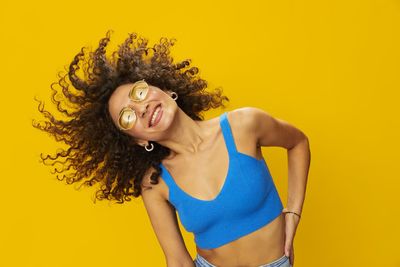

{"left": 159, "top": 111, "right": 284, "bottom": 249}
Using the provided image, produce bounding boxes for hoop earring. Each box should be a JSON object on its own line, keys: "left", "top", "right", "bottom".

{"left": 145, "top": 142, "right": 154, "bottom": 152}
{"left": 171, "top": 92, "right": 178, "bottom": 101}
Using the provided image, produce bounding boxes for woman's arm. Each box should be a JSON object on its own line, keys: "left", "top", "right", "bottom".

{"left": 141, "top": 175, "right": 195, "bottom": 267}
{"left": 233, "top": 107, "right": 311, "bottom": 265}
{"left": 234, "top": 107, "right": 310, "bottom": 215}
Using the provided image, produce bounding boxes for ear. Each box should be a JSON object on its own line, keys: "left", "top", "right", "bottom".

{"left": 130, "top": 138, "right": 147, "bottom": 147}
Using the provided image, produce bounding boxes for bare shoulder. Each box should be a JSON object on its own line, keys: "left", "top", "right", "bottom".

{"left": 228, "top": 106, "right": 307, "bottom": 149}
{"left": 225, "top": 107, "right": 260, "bottom": 146}
{"left": 227, "top": 106, "right": 268, "bottom": 128}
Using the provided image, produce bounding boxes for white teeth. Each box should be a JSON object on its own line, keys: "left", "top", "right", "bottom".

{"left": 150, "top": 106, "right": 161, "bottom": 126}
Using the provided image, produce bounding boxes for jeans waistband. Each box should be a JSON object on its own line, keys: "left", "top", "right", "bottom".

{"left": 194, "top": 253, "right": 290, "bottom": 267}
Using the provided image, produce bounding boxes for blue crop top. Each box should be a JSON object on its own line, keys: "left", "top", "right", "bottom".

{"left": 159, "top": 111, "right": 284, "bottom": 249}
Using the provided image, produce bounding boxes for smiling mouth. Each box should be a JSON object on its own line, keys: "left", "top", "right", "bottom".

{"left": 149, "top": 104, "right": 162, "bottom": 127}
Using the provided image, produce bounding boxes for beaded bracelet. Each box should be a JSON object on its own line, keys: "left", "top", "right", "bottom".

{"left": 282, "top": 208, "right": 301, "bottom": 219}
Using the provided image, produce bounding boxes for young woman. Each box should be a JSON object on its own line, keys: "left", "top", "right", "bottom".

{"left": 34, "top": 31, "right": 310, "bottom": 267}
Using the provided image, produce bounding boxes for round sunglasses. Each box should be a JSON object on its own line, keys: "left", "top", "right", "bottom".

{"left": 117, "top": 79, "right": 150, "bottom": 130}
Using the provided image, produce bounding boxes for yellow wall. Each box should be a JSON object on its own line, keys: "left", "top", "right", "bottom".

{"left": 1, "top": 0, "right": 399, "bottom": 266}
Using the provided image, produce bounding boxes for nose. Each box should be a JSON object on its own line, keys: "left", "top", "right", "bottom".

{"left": 135, "top": 102, "right": 149, "bottom": 118}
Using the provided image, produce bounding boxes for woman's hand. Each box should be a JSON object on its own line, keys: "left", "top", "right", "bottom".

{"left": 283, "top": 212, "right": 300, "bottom": 266}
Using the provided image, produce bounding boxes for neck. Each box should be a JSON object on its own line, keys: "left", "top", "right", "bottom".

{"left": 158, "top": 110, "right": 214, "bottom": 160}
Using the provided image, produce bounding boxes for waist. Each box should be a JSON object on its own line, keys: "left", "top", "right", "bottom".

{"left": 196, "top": 213, "right": 285, "bottom": 266}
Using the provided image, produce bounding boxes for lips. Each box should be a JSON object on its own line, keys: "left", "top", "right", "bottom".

{"left": 149, "top": 104, "right": 161, "bottom": 127}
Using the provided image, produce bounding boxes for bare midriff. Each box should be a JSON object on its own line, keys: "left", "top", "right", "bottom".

{"left": 196, "top": 213, "right": 286, "bottom": 267}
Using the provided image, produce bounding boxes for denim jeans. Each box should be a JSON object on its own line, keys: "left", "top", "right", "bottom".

{"left": 193, "top": 253, "right": 292, "bottom": 267}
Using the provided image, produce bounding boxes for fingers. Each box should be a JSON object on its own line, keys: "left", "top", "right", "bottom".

{"left": 283, "top": 212, "right": 297, "bottom": 266}
{"left": 290, "top": 245, "right": 295, "bottom": 266}
{"left": 284, "top": 228, "right": 294, "bottom": 257}
{"left": 284, "top": 238, "right": 292, "bottom": 257}
{"left": 284, "top": 232, "right": 295, "bottom": 266}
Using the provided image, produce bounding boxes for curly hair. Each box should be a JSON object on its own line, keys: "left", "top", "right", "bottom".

{"left": 32, "top": 30, "right": 230, "bottom": 204}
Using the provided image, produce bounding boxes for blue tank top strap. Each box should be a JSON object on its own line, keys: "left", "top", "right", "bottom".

{"left": 219, "top": 112, "right": 238, "bottom": 155}
{"left": 159, "top": 163, "right": 177, "bottom": 193}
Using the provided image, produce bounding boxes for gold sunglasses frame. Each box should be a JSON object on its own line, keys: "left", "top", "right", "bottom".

{"left": 117, "top": 79, "right": 149, "bottom": 131}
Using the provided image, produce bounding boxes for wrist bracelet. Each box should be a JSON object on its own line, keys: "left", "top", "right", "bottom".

{"left": 282, "top": 209, "right": 301, "bottom": 219}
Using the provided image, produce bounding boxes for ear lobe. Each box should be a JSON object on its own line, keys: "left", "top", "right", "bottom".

{"left": 130, "top": 138, "right": 143, "bottom": 147}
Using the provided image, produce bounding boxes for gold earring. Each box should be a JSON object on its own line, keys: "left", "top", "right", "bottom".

{"left": 144, "top": 142, "right": 154, "bottom": 152}
{"left": 170, "top": 92, "right": 178, "bottom": 100}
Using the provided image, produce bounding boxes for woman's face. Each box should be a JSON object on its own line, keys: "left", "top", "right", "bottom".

{"left": 108, "top": 82, "right": 177, "bottom": 144}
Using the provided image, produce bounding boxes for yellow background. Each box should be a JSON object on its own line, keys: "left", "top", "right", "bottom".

{"left": 1, "top": 0, "right": 399, "bottom": 266}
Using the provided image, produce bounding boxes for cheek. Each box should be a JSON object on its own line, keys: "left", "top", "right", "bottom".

{"left": 151, "top": 90, "right": 167, "bottom": 101}
{"left": 127, "top": 130, "right": 146, "bottom": 142}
